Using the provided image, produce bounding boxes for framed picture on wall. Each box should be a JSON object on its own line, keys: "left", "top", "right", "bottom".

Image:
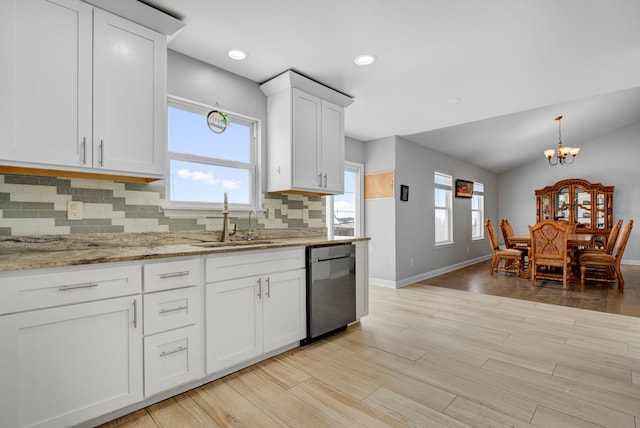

{"left": 455, "top": 179, "right": 474, "bottom": 198}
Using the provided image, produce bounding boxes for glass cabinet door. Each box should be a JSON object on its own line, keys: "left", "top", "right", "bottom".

{"left": 574, "top": 185, "right": 591, "bottom": 229}
{"left": 554, "top": 187, "right": 570, "bottom": 220}
{"left": 595, "top": 192, "right": 606, "bottom": 230}
{"left": 541, "top": 195, "right": 551, "bottom": 220}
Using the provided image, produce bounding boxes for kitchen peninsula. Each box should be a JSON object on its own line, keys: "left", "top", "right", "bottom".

{"left": 0, "top": 231, "right": 369, "bottom": 428}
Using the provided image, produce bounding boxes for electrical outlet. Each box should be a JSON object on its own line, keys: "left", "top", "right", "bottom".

{"left": 268, "top": 207, "right": 275, "bottom": 220}
{"left": 68, "top": 201, "right": 83, "bottom": 220}
{"left": 281, "top": 203, "right": 288, "bottom": 216}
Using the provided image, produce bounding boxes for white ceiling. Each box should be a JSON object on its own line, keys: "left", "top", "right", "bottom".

{"left": 142, "top": 0, "right": 640, "bottom": 173}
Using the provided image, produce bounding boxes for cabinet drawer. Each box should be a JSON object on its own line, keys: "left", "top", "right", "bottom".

{"left": 144, "top": 324, "right": 203, "bottom": 397}
{"left": 144, "top": 286, "right": 200, "bottom": 335}
{"left": 144, "top": 257, "right": 202, "bottom": 292}
{"left": 0, "top": 263, "right": 141, "bottom": 315}
{"left": 206, "top": 247, "right": 305, "bottom": 283}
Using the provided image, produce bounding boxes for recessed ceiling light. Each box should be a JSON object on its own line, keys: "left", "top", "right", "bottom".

{"left": 354, "top": 54, "right": 376, "bottom": 66}
{"left": 445, "top": 97, "right": 461, "bottom": 104}
{"left": 228, "top": 49, "right": 248, "bottom": 61}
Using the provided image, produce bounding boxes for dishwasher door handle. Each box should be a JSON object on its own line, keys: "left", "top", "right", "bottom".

{"left": 315, "top": 255, "right": 353, "bottom": 262}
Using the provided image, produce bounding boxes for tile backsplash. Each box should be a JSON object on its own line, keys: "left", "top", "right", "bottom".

{"left": 0, "top": 174, "right": 326, "bottom": 236}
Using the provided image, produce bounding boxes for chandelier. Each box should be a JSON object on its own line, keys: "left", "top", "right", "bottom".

{"left": 544, "top": 115, "right": 580, "bottom": 165}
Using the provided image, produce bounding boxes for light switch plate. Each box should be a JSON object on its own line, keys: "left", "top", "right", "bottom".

{"left": 302, "top": 208, "right": 309, "bottom": 220}
{"left": 68, "top": 201, "right": 83, "bottom": 220}
{"left": 280, "top": 203, "right": 288, "bottom": 216}
{"left": 268, "top": 207, "right": 275, "bottom": 220}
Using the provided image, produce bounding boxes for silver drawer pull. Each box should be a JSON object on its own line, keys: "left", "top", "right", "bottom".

{"left": 159, "top": 271, "right": 189, "bottom": 279}
{"left": 160, "top": 346, "right": 187, "bottom": 357}
{"left": 159, "top": 305, "right": 188, "bottom": 314}
{"left": 58, "top": 282, "right": 99, "bottom": 291}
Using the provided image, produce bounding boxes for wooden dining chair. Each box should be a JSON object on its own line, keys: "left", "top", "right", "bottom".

{"left": 579, "top": 220, "right": 633, "bottom": 289}
{"left": 500, "top": 219, "right": 531, "bottom": 275}
{"left": 485, "top": 219, "right": 524, "bottom": 276}
{"left": 577, "top": 219, "right": 622, "bottom": 258}
{"left": 529, "top": 219, "right": 571, "bottom": 289}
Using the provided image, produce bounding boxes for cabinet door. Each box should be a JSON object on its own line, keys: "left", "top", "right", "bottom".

{"left": 0, "top": 0, "right": 92, "bottom": 168}
{"left": 205, "top": 277, "right": 262, "bottom": 374}
{"left": 93, "top": 9, "right": 166, "bottom": 176}
{"left": 262, "top": 269, "right": 306, "bottom": 353}
{"left": 292, "top": 88, "right": 322, "bottom": 191}
{"left": 321, "top": 100, "right": 345, "bottom": 194}
{"left": 144, "top": 324, "right": 203, "bottom": 397}
{"left": 0, "top": 296, "right": 143, "bottom": 428}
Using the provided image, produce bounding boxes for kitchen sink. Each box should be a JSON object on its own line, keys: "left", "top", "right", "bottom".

{"left": 191, "top": 240, "right": 277, "bottom": 248}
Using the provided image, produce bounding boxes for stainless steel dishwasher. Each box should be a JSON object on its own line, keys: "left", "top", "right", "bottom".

{"left": 302, "top": 243, "right": 356, "bottom": 344}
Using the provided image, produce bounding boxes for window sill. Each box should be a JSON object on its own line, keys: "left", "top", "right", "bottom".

{"left": 434, "top": 241, "right": 455, "bottom": 249}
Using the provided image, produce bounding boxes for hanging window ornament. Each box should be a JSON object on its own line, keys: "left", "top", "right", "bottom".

{"left": 207, "top": 109, "right": 228, "bottom": 134}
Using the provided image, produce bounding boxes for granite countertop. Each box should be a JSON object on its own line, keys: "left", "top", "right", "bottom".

{"left": 0, "top": 230, "right": 368, "bottom": 272}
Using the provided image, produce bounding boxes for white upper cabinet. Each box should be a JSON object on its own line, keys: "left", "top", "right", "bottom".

{"left": 0, "top": 0, "right": 93, "bottom": 169}
{"left": 261, "top": 70, "right": 353, "bottom": 195}
{"left": 0, "top": 0, "right": 167, "bottom": 180}
{"left": 93, "top": 9, "right": 166, "bottom": 176}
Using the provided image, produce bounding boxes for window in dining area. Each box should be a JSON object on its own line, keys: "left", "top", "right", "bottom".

{"left": 472, "top": 182, "right": 484, "bottom": 240}
{"left": 434, "top": 171, "right": 453, "bottom": 245}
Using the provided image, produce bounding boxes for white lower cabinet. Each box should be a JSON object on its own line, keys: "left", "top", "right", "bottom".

{"left": 205, "top": 248, "right": 306, "bottom": 374}
{"left": 0, "top": 262, "right": 143, "bottom": 428}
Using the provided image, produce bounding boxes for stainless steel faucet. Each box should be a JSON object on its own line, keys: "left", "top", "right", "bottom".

{"left": 247, "top": 209, "right": 257, "bottom": 240}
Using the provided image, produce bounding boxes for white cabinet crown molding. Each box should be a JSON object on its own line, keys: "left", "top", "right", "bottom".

{"left": 83, "top": 0, "right": 185, "bottom": 37}
{"left": 260, "top": 70, "right": 354, "bottom": 107}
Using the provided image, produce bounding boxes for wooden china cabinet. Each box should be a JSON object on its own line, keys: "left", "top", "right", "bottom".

{"left": 535, "top": 178, "right": 614, "bottom": 248}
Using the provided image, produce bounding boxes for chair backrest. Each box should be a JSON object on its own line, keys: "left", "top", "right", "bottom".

{"left": 612, "top": 220, "right": 634, "bottom": 261}
{"left": 499, "top": 219, "right": 514, "bottom": 247}
{"left": 485, "top": 219, "right": 500, "bottom": 252}
{"left": 604, "top": 219, "right": 623, "bottom": 254}
{"left": 529, "top": 219, "right": 570, "bottom": 262}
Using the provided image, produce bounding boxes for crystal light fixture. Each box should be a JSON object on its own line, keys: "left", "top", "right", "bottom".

{"left": 544, "top": 115, "right": 580, "bottom": 165}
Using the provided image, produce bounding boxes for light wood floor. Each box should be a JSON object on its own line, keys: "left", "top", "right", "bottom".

{"left": 101, "top": 279, "right": 640, "bottom": 427}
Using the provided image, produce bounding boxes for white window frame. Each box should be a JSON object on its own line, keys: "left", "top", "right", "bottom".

{"left": 164, "top": 95, "right": 262, "bottom": 216}
{"left": 327, "top": 161, "right": 364, "bottom": 239}
{"left": 472, "top": 181, "right": 485, "bottom": 240}
{"left": 434, "top": 171, "right": 454, "bottom": 246}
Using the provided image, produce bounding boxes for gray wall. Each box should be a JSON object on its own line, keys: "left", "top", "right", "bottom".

{"left": 364, "top": 136, "right": 498, "bottom": 287}
{"left": 499, "top": 120, "right": 640, "bottom": 263}
{"left": 345, "top": 136, "right": 366, "bottom": 165}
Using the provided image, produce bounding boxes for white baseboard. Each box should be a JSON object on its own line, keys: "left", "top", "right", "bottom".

{"left": 370, "top": 254, "right": 492, "bottom": 289}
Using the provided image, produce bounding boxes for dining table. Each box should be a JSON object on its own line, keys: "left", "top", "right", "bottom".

{"left": 508, "top": 233, "right": 594, "bottom": 249}
{"left": 507, "top": 232, "right": 594, "bottom": 281}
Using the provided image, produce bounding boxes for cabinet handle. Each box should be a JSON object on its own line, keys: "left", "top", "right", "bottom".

{"left": 99, "top": 140, "right": 104, "bottom": 166}
{"left": 323, "top": 173, "right": 328, "bottom": 188}
{"left": 133, "top": 298, "right": 138, "bottom": 328}
{"left": 81, "top": 137, "right": 87, "bottom": 165}
{"left": 58, "top": 282, "right": 99, "bottom": 291}
{"left": 318, "top": 173, "right": 323, "bottom": 187}
{"left": 160, "top": 346, "right": 187, "bottom": 357}
{"left": 266, "top": 277, "right": 271, "bottom": 298}
{"left": 159, "top": 271, "right": 189, "bottom": 279}
{"left": 257, "top": 277, "right": 262, "bottom": 299}
{"left": 159, "top": 305, "right": 188, "bottom": 314}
